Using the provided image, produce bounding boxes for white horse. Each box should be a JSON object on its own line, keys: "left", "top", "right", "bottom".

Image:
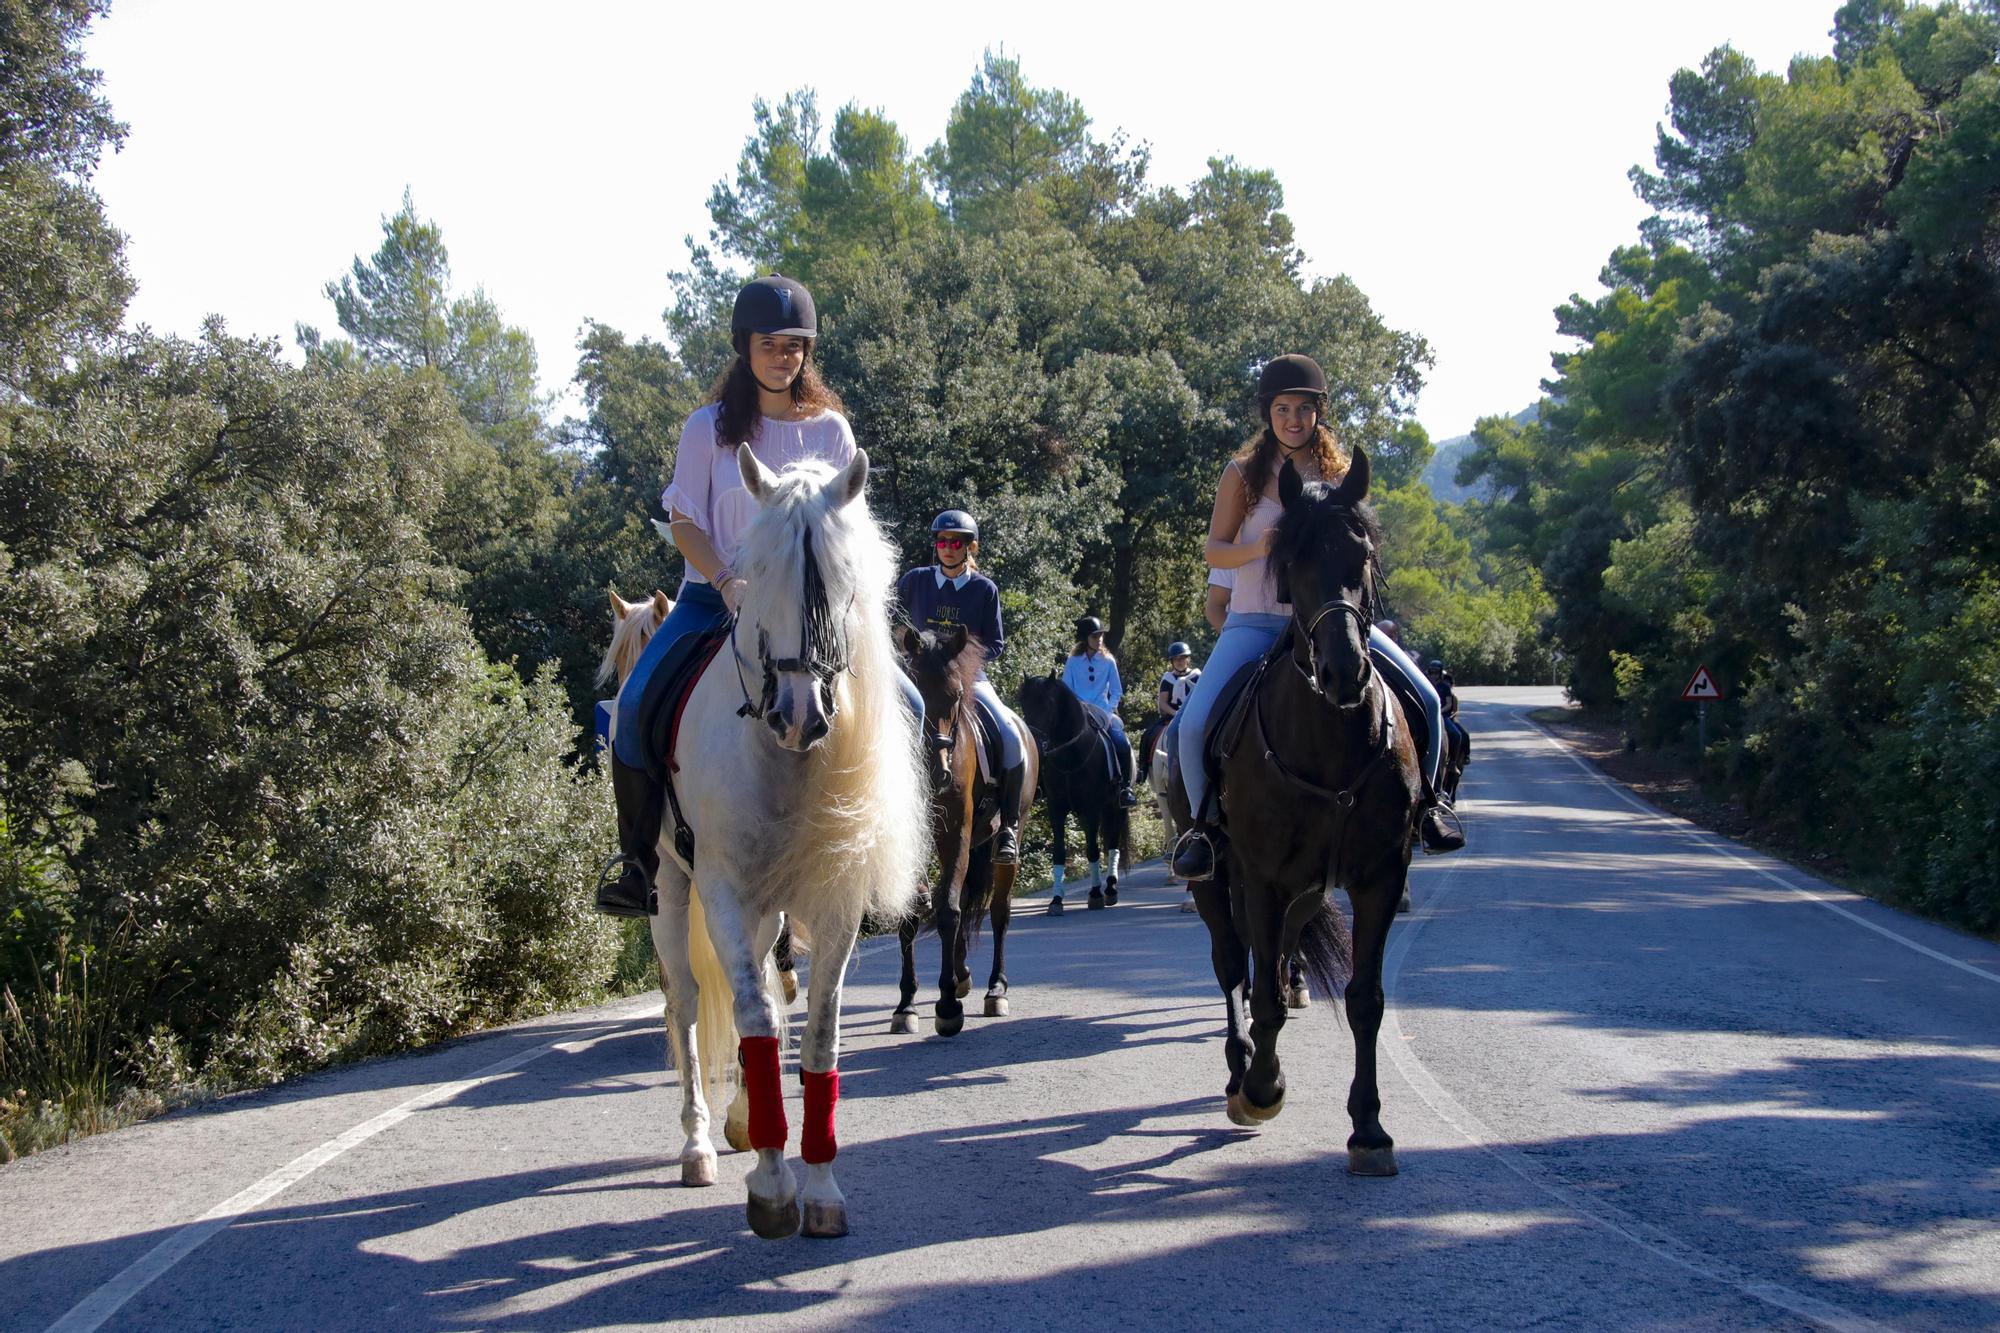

{"left": 601, "top": 451, "right": 926, "bottom": 1240}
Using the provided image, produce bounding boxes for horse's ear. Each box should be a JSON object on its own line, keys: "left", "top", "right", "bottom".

{"left": 945, "top": 623, "right": 968, "bottom": 659}
{"left": 897, "top": 624, "right": 921, "bottom": 656}
{"left": 739, "top": 447, "right": 777, "bottom": 504}
{"left": 651, "top": 590, "right": 672, "bottom": 621}
{"left": 609, "top": 588, "right": 627, "bottom": 619}
{"left": 825, "top": 449, "right": 868, "bottom": 508}
{"left": 1279, "top": 458, "right": 1305, "bottom": 507}
{"left": 1333, "top": 446, "right": 1371, "bottom": 504}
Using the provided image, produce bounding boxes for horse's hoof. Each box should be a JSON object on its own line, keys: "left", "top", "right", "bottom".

{"left": 1285, "top": 986, "right": 1310, "bottom": 1010}
{"left": 747, "top": 1193, "right": 801, "bottom": 1240}
{"left": 889, "top": 1011, "right": 918, "bottom": 1035}
{"left": 1047, "top": 896, "right": 1064, "bottom": 916}
{"left": 780, "top": 969, "right": 798, "bottom": 1005}
{"left": 802, "top": 1198, "right": 849, "bottom": 1238}
{"left": 724, "top": 1119, "right": 753, "bottom": 1153}
{"left": 984, "top": 993, "right": 1009, "bottom": 1017}
{"left": 1104, "top": 884, "right": 1118, "bottom": 907}
{"left": 681, "top": 1153, "right": 718, "bottom": 1187}
{"left": 955, "top": 975, "right": 971, "bottom": 999}
{"left": 1347, "top": 1144, "right": 1400, "bottom": 1177}
{"left": 934, "top": 1010, "right": 965, "bottom": 1038}
{"left": 1087, "top": 889, "right": 1105, "bottom": 910}
{"left": 1237, "top": 1088, "right": 1284, "bottom": 1122}
{"left": 1398, "top": 891, "right": 1412, "bottom": 913}
{"left": 1224, "top": 1093, "right": 1259, "bottom": 1127}
{"left": 1179, "top": 897, "right": 1197, "bottom": 914}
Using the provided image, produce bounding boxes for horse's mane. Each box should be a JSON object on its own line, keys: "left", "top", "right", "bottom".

{"left": 906, "top": 628, "right": 985, "bottom": 713}
{"left": 598, "top": 596, "right": 666, "bottom": 688}
{"left": 733, "top": 460, "right": 929, "bottom": 925}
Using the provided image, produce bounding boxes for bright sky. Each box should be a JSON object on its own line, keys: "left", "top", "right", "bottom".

{"left": 84, "top": 0, "right": 1839, "bottom": 442}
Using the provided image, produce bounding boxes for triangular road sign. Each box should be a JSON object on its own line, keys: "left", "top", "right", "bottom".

{"left": 1681, "top": 665, "right": 1724, "bottom": 701}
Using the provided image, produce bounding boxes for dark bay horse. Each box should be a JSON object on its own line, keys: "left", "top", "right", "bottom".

{"left": 1170, "top": 448, "right": 1421, "bottom": 1176}
{"left": 893, "top": 625, "right": 1039, "bottom": 1035}
{"left": 1019, "top": 673, "right": 1130, "bottom": 913}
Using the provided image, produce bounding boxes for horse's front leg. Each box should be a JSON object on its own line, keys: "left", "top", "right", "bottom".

{"left": 1345, "top": 877, "right": 1401, "bottom": 1176}
{"left": 891, "top": 909, "right": 921, "bottom": 1035}
{"left": 985, "top": 850, "right": 1014, "bottom": 1016}
{"left": 932, "top": 862, "right": 965, "bottom": 1037}
{"left": 649, "top": 862, "right": 716, "bottom": 1185}
{"left": 1047, "top": 799, "right": 1069, "bottom": 914}
{"left": 1085, "top": 814, "right": 1105, "bottom": 907}
{"left": 1236, "top": 880, "right": 1290, "bottom": 1123}
{"left": 1192, "top": 875, "right": 1254, "bottom": 1124}
{"left": 798, "top": 909, "right": 860, "bottom": 1237}
{"left": 698, "top": 880, "right": 796, "bottom": 1239}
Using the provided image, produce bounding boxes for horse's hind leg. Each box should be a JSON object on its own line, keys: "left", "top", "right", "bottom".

{"left": 1085, "top": 816, "right": 1105, "bottom": 908}
{"left": 649, "top": 863, "right": 716, "bottom": 1186}
{"left": 985, "top": 854, "right": 1015, "bottom": 1016}
{"left": 891, "top": 911, "right": 920, "bottom": 1035}
{"left": 698, "top": 879, "right": 798, "bottom": 1238}
{"left": 797, "top": 907, "right": 861, "bottom": 1237}
{"left": 1344, "top": 879, "right": 1401, "bottom": 1176}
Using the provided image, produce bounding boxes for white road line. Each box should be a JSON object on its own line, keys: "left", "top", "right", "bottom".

{"left": 45, "top": 999, "right": 658, "bottom": 1333}
{"left": 1518, "top": 708, "right": 2000, "bottom": 987}
{"left": 1384, "top": 772, "right": 1892, "bottom": 1333}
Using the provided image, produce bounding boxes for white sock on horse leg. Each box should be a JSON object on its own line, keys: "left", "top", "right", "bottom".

{"left": 1108, "top": 850, "right": 1120, "bottom": 879}
{"left": 1050, "top": 865, "right": 1066, "bottom": 898}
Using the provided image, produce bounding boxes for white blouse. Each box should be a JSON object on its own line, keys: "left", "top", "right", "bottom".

{"left": 661, "top": 404, "right": 858, "bottom": 584}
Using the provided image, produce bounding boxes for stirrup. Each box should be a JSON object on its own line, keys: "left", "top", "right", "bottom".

{"left": 993, "top": 825, "right": 1020, "bottom": 866}
{"left": 1420, "top": 801, "right": 1466, "bottom": 855}
{"left": 1170, "top": 826, "right": 1219, "bottom": 881}
{"left": 593, "top": 853, "right": 655, "bottom": 917}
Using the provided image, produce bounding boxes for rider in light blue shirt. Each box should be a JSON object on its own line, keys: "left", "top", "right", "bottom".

{"left": 1061, "top": 616, "right": 1138, "bottom": 806}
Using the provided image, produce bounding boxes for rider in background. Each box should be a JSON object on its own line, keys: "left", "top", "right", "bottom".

{"left": 1062, "top": 616, "right": 1139, "bottom": 807}
{"left": 1141, "top": 640, "right": 1200, "bottom": 783}
{"left": 1170, "top": 354, "right": 1464, "bottom": 882}
{"left": 894, "top": 510, "right": 1029, "bottom": 865}
{"left": 599, "top": 275, "right": 854, "bottom": 917}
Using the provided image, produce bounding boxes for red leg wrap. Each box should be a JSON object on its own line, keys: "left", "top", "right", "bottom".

{"left": 801, "top": 1068, "right": 839, "bottom": 1165}
{"left": 739, "top": 1036, "right": 787, "bottom": 1151}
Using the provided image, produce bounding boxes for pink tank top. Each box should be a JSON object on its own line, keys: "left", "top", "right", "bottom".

{"left": 1227, "top": 456, "right": 1329, "bottom": 615}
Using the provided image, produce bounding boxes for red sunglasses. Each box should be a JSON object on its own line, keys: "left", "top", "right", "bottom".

{"left": 934, "top": 535, "right": 970, "bottom": 550}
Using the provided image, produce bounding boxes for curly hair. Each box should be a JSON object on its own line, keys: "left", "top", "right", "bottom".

{"left": 1232, "top": 420, "right": 1349, "bottom": 506}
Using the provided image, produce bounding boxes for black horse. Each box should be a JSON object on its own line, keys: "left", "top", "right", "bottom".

{"left": 1169, "top": 448, "right": 1421, "bottom": 1176}
{"left": 1018, "top": 673, "right": 1130, "bottom": 914}
{"left": 893, "top": 626, "right": 1038, "bottom": 1036}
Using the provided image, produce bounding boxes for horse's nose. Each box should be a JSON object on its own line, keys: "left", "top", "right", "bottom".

{"left": 801, "top": 711, "right": 829, "bottom": 746}
{"left": 765, "top": 710, "right": 790, "bottom": 740}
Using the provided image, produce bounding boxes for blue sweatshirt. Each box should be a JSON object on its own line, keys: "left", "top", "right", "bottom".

{"left": 897, "top": 567, "right": 1004, "bottom": 677}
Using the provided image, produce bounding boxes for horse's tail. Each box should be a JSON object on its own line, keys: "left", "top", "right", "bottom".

{"left": 687, "top": 880, "right": 738, "bottom": 1117}
{"left": 1296, "top": 893, "right": 1354, "bottom": 1003}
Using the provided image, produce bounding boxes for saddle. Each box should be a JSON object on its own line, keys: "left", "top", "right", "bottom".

{"left": 1078, "top": 702, "right": 1126, "bottom": 784}
{"left": 968, "top": 694, "right": 1008, "bottom": 791}
{"left": 635, "top": 623, "right": 732, "bottom": 866}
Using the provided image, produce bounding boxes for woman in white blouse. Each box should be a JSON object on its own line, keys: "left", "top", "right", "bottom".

{"left": 599, "top": 275, "right": 859, "bottom": 917}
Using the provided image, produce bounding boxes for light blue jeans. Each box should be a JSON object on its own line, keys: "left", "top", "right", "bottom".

{"left": 1176, "top": 611, "right": 1443, "bottom": 816}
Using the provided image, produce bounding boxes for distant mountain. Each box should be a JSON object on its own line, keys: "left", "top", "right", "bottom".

{"left": 1420, "top": 403, "right": 1539, "bottom": 505}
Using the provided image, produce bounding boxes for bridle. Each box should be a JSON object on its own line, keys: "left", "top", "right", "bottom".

{"left": 1285, "top": 512, "right": 1382, "bottom": 700}
{"left": 733, "top": 526, "right": 853, "bottom": 725}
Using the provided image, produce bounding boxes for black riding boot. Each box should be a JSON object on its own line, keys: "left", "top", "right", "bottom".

{"left": 1171, "top": 820, "right": 1226, "bottom": 881}
{"left": 1117, "top": 734, "right": 1140, "bottom": 808}
{"left": 597, "top": 758, "right": 665, "bottom": 917}
{"left": 1420, "top": 788, "right": 1466, "bottom": 854}
{"left": 994, "top": 760, "right": 1025, "bottom": 866}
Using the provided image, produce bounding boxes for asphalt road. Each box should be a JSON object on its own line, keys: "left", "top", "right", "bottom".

{"left": 5, "top": 686, "right": 1998, "bottom": 1332}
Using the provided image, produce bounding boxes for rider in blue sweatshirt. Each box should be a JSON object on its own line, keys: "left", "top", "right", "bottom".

{"left": 895, "top": 509, "right": 1029, "bottom": 865}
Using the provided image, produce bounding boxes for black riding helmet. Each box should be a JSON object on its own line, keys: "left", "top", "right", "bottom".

{"left": 1258, "top": 353, "right": 1328, "bottom": 401}
{"left": 931, "top": 509, "right": 978, "bottom": 541}
{"left": 732, "top": 275, "right": 817, "bottom": 345}
{"left": 1075, "top": 615, "right": 1106, "bottom": 638}
{"left": 1166, "top": 641, "right": 1192, "bottom": 659}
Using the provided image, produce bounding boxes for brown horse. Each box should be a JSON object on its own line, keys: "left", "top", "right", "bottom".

{"left": 893, "top": 625, "right": 1038, "bottom": 1035}
{"left": 1170, "top": 449, "right": 1421, "bottom": 1175}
